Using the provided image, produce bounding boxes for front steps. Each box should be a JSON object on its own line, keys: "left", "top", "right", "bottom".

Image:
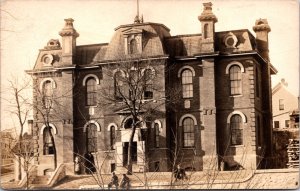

{"left": 30, "top": 175, "right": 50, "bottom": 189}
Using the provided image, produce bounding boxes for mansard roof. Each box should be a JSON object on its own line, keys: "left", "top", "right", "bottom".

{"left": 75, "top": 43, "right": 107, "bottom": 66}
{"left": 93, "top": 22, "right": 171, "bottom": 63}
{"left": 164, "top": 29, "right": 257, "bottom": 57}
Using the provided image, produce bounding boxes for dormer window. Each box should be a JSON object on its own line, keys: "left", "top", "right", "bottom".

{"left": 123, "top": 28, "right": 143, "bottom": 55}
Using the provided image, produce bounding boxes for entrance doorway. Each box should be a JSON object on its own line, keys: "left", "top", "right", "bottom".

{"left": 122, "top": 142, "right": 137, "bottom": 166}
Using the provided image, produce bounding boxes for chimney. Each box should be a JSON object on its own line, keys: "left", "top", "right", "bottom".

{"left": 27, "top": 120, "right": 33, "bottom": 135}
{"left": 59, "top": 18, "right": 79, "bottom": 65}
{"left": 253, "top": 19, "right": 271, "bottom": 62}
{"left": 198, "top": 2, "right": 218, "bottom": 53}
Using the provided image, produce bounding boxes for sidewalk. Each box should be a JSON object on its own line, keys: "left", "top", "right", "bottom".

{"left": 54, "top": 170, "right": 257, "bottom": 189}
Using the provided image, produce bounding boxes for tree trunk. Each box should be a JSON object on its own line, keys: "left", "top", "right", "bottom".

{"left": 18, "top": 156, "right": 22, "bottom": 180}
{"left": 127, "top": 118, "right": 137, "bottom": 175}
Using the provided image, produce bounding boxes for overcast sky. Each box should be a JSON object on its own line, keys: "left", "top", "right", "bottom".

{"left": 1, "top": 0, "right": 299, "bottom": 131}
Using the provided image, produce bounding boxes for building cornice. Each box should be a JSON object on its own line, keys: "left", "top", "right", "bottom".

{"left": 95, "top": 55, "right": 169, "bottom": 65}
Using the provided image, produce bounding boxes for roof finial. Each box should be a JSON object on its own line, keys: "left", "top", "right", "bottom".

{"left": 134, "top": 0, "right": 143, "bottom": 23}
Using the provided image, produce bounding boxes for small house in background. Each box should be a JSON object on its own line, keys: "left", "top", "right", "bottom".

{"left": 0, "top": 129, "right": 15, "bottom": 166}
{"left": 272, "top": 78, "right": 299, "bottom": 129}
{"left": 272, "top": 79, "right": 299, "bottom": 168}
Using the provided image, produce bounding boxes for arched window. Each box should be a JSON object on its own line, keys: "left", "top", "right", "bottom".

{"left": 181, "top": 69, "right": 193, "bottom": 98}
{"left": 129, "top": 39, "right": 138, "bottom": 54}
{"left": 154, "top": 123, "right": 160, "bottom": 148}
{"left": 43, "top": 126, "right": 54, "bottom": 155}
{"left": 110, "top": 126, "right": 116, "bottom": 150}
{"left": 124, "top": 118, "right": 134, "bottom": 129}
{"left": 42, "top": 80, "right": 53, "bottom": 109}
{"left": 144, "top": 69, "right": 153, "bottom": 99}
{"left": 230, "top": 114, "right": 243, "bottom": 145}
{"left": 229, "top": 65, "right": 242, "bottom": 95}
{"left": 204, "top": 24, "right": 208, "bottom": 39}
{"left": 183, "top": 117, "right": 195, "bottom": 147}
{"left": 86, "top": 123, "right": 97, "bottom": 153}
{"left": 86, "top": 77, "right": 97, "bottom": 106}
{"left": 114, "top": 71, "right": 124, "bottom": 100}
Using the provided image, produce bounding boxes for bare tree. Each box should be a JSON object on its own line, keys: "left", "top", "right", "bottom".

{"left": 98, "top": 55, "right": 173, "bottom": 174}
{"left": 11, "top": 133, "right": 36, "bottom": 190}
{"left": 3, "top": 76, "right": 31, "bottom": 181}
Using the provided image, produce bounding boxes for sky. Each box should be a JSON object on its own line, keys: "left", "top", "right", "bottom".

{"left": 1, "top": 0, "right": 299, "bottom": 132}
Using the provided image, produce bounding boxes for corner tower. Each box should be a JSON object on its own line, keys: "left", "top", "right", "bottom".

{"left": 59, "top": 18, "right": 79, "bottom": 65}
{"left": 198, "top": 2, "right": 218, "bottom": 53}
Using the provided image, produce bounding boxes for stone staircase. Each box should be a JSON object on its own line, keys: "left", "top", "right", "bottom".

{"left": 30, "top": 175, "right": 50, "bottom": 189}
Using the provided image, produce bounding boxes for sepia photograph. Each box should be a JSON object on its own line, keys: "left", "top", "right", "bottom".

{"left": 0, "top": 0, "right": 299, "bottom": 189}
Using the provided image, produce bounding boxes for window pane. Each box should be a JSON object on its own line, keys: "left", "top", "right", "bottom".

{"left": 86, "top": 78, "right": 97, "bottom": 106}
{"left": 182, "top": 69, "right": 193, "bottom": 98}
{"left": 110, "top": 126, "right": 116, "bottom": 150}
{"left": 43, "top": 81, "right": 53, "bottom": 108}
{"left": 279, "top": 99, "right": 284, "bottom": 110}
{"left": 87, "top": 124, "right": 97, "bottom": 152}
{"left": 230, "top": 114, "right": 243, "bottom": 145}
{"left": 144, "top": 69, "right": 153, "bottom": 99}
{"left": 154, "top": 123, "right": 160, "bottom": 148}
{"left": 43, "top": 127, "right": 54, "bottom": 155}
{"left": 285, "top": 120, "right": 289, "bottom": 128}
{"left": 229, "top": 65, "right": 242, "bottom": 95}
{"left": 129, "top": 39, "right": 138, "bottom": 54}
{"left": 183, "top": 117, "right": 194, "bottom": 147}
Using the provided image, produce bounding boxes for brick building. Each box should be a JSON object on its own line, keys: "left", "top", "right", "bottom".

{"left": 26, "top": 2, "right": 276, "bottom": 176}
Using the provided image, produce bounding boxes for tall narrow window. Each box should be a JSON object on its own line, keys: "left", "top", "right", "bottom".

{"left": 154, "top": 123, "right": 160, "bottom": 148}
{"left": 203, "top": 24, "right": 208, "bottom": 39}
{"left": 144, "top": 69, "right": 153, "bottom": 99}
{"left": 114, "top": 71, "right": 124, "bottom": 100}
{"left": 230, "top": 114, "right": 243, "bottom": 145}
{"left": 86, "top": 78, "right": 97, "bottom": 106}
{"left": 182, "top": 69, "right": 193, "bottom": 98}
{"left": 183, "top": 117, "right": 195, "bottom": 147}
{"left": 43, "top": 126, "right": 54, "bottom": 155}
{"left": 129, "top": 39, "right": 138, "bottom": 54}
{"left": 229, "top": 65, "right": 242, "bottom": 95}
{"left": 129, "top": 69, "right": 139, "bottom": 99}
{"left": 110, "top": 126, "right": 116, "bottom": 150}
{"left": 42, "top": 80, "right": 53, "bottom": 109}
{"left": 279, "top": 99, "right": 284, "bottom": 110}
{"left": 86, "top": 124, "right": 97, "bottom": 153}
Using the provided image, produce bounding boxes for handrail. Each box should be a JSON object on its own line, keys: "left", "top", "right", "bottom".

{"left": 47, "top": 163, "right": 66, "bottom": 187}
{"left": 18, "top": 165, "right": 37, "bottom": 187}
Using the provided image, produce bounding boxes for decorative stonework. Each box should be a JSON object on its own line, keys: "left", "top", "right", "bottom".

{"left": 59, "top": 18, "right": 79, "bottom": 37}
{"left": 223, "top": 32, "right": 238, "bottom": 48}
{"left": 44, "top": 39, "right": 61, "bottom": 50}
{"left": 198, "top": 2, "right": 218, "bottom": 22}
{"left": 41, "top": 54, "right": 54, "bottom": 66}
{"left": 253, "top": 19, "right": 271, "bottom": 32}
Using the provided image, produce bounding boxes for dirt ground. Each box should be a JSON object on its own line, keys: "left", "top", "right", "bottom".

{"left": 1, "top": 168, "right": 299, "bottom": 190}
